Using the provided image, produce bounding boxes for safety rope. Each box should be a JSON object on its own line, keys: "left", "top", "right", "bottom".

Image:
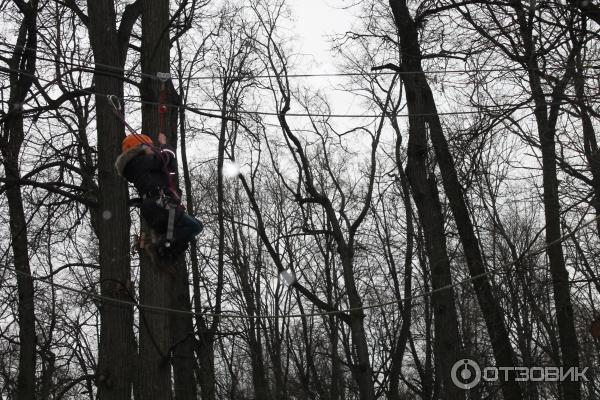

{"left": 107, "top": 94, "right": 161, "bottom": 151}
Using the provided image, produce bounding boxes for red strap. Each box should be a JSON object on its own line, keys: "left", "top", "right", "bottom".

{"left": 158, "top": 83, "right": 167, "bottom": 135}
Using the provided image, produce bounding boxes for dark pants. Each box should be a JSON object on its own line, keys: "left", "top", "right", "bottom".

{"left": 140, "top": 197, "right": 203, "bottom": 256}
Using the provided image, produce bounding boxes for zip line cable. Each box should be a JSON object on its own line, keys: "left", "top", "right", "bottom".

{"left": 2, "top": 64, "right": 599, "bottom": 120}
{"left": 2, "top": 41, "right": 600, "bottom": 82}
{"left": 0, "top": 66, "right": 485, "bottom": 118}
{"left": 0, "top": 66, "right": 234, "bottom": 121}
{"left": 2, "top": 215, "right": 599, "bottom": 320}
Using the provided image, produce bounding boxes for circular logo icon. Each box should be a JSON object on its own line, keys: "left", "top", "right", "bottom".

{"left": 451, "top": 359, "right": 481, "bottom": 389}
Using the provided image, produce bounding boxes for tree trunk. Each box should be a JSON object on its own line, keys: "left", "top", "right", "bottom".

{"left": 177, "top": 67, "right": 213, "bottom": 399}
{"left": 196, "top": 331, "right": 216, "bottom": 400}
{"left": 389, "top": 1, "right": 525, "bottom": 399}
{"left": 1, "top": 3, "right": 39, "bottom": 399}
{"left": 86, "top": 0, "right": 139, "bottom": 398}
{"left": 170, "top": 265, "right": 198, "bottom": 400}
{"left": 3, "top": 158, "right": 36, "bottom": 400}
{"left": 168, "top": 75, "right": 197, "bottom": 400}
{"left": 386, "top": 5, "right": 463, "bottom": 399}
{"left": 339, "top": 251, "right": 375, "bottom": 400}
{"left": 512, "top": 3, "right": 582, "bottom": 398}
{"left": 387, "top": 144, "right": 414, "bottom": 400}
{"left": 138, "top": 0, "right": 175, "bottom": 398}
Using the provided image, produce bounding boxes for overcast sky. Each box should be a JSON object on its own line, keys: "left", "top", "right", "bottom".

{"left": 284, "top": 0, "right": 369, "bottom": 119}
{"left": 289, "top": 0, "right": 352, "bottom": 72}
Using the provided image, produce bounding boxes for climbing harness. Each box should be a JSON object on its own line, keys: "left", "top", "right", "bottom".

{"left": 110, "top": 72, "right": 183, "bottom": 255}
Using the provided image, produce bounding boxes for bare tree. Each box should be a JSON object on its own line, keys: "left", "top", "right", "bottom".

{"left": 0, "top": 2, "right": 39, "bottom": 399}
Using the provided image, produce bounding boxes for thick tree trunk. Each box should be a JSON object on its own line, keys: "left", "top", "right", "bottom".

{"left": 170, "top": 265, "right": 198, "bottom": 400}
{"left": 425, "top": 86, "right": 524, "bottom": 399}
{"left": 329, "top": 314, "right": 343, "bottom": 400}
{"left": 322, "top": 239, "right": 343, "bottom": 400}
{"left": 168, "top": 96, "right": 196, "bottom": 400}
{"left": 537, "top": 123, "right": 581, "bottom": 400}
{"left": 405, "top": 152, "right": 463, "bottom": 399}
{"left": 536, "top": 119, "right": 582, "bottom": 400}
{"left": 196, "top": 332, "right": 216, "bottom": 400}
{"left": 138, "top": 0, "right": 175, "bottom": 398}
{"left": 86, "top": 0, "right": 138, "bottom": 398}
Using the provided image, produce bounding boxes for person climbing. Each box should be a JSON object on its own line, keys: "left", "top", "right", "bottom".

{"left": 115, "top": 132, "right": 203, "bottom": 263}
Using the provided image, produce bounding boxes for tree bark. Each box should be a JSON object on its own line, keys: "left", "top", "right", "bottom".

{"left": 86, "top": 1, "right": 139, "bottom": 398}
{"left": 170, "top": 265, "right": 198, "bottom": 400}
{"left": 169, "top": 72, "right": 197, "bottom": 400}
{"left": 138, "top": 0, "right": 175, "bottom": 398}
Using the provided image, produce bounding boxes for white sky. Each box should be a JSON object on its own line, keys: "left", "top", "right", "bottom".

{"left": 281, "top": 1, "right": 369, "bottom": 121}
{"left": 288, "top": 0, "right": 353, "bottom": 73}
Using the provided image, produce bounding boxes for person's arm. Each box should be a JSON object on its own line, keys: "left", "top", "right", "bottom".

{"left": 157, "top": 132, "right": 177, "bottom": 172}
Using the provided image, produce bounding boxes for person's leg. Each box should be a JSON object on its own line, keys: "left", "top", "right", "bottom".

{"left": 159, "top": 213, "right": 202, "bottom": 259}
{"left": 139, "top": 198, "right": 173, "bottom": 263}
{"left": 150, "top": 210, "right": 202, "bottom": 261}
{"left": 174, "top": 213, "right": 203, "bottom": 244}
{"left": 140, "top": 197, "right": 168, "bottom": 234}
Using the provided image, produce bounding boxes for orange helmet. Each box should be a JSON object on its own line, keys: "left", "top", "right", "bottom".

{"left": 121, "top": 134, "right": 153, "bottom": 153}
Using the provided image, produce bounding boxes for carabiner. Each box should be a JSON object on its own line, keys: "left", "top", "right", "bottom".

{"left": 107, "top": 95, "right": 122, "bottom": 111}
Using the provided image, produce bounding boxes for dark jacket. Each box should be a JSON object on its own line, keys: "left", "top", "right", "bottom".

{"left": 115, "top": 144, "right": 177, "bottom": 195}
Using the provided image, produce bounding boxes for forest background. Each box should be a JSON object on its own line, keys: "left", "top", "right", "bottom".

{"left": 1, "top": 0, "right": 600, "bottom": 399}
